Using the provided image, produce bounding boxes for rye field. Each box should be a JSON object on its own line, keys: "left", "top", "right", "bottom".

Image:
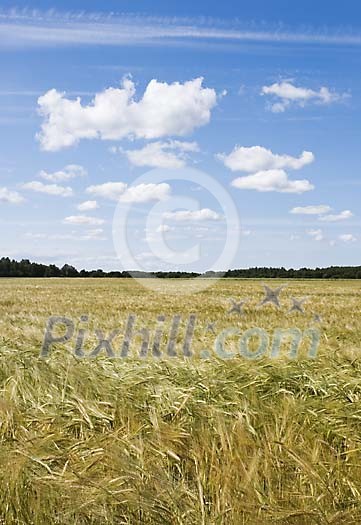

{"left": 0, "top": 277, "right": 361, "bottom": 524}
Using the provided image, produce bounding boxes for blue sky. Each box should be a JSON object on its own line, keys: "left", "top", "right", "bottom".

{"left": 0, "top": 1, "right": 360, "bottom": 271}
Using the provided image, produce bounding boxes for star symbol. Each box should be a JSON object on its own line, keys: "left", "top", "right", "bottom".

{"left": 205, "top": 322, "right": 216, "bottom": 334}
{"left": 228, "top": 299, "right": 247, "bottom": 315}
{"left": 258, "top": 284, "right": 285, "bottom": 308}
{"left": 288, "top": 297, "right": 308, "bottom": 314}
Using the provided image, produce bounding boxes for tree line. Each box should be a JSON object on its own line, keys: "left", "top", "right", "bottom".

{"left": 0, "top": 257, "right": 361, "bottom": 279}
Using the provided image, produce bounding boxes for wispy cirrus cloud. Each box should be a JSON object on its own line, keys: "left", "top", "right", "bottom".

{"left": 25, "top": 228, "right": 106, "bottom": 241}
{"left": 1, "top": 10, "right": 361, "bottom": 49}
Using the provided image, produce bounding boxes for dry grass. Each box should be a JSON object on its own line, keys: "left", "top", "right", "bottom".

{"left": 0, "top": 278, "right": 361, "bottom": 524}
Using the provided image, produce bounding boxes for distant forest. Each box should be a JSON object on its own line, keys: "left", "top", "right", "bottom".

{"left": 0, "top": 257, "right": 361, "bottom": 279}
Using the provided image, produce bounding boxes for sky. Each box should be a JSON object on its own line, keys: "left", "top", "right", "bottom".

{"left": 0, "top": 1, "right": 360, "bottom": 272}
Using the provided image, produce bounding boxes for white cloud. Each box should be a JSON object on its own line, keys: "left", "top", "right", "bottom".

{"left": 219, "top": 146, "right": 314, "bottom": 194}
{"left": 86, "top": 182, "right": 170, "bottom": 203}
{"left": 163, "top": 208, "right": 222, "bottom": 221}
{"left": 25, "top": 228, "right": 106, "bottom": 241}
{"left": 37, "top": 77, "right": 217, "bottom": 151}
{"left": 308, "top": 229, "right": 324, "bottom": 241}
{"left": 24, "top": 232, "right": 48, "bottom": 239}
{"left": 63, "top": 215, "right": 105, "bottom": 226}
{"left": 290, "top": 206, "right": 353, "bottom": 222}
{"left": 0, "top": 187, "right": 24, "bottom": 204}
{"left": 2, "top": 11, "right": 361, "bottom": 49}
{"left": 124, "top": 140, "right": 199, "bottom": 168}
{"left": 339, "top": 234, "right": 356, "bottom": 243}
{"left": 86, "top": 182, "right": 127, "bottom": 201}
{"left": 231, "top": 169, "right": 314, "bottom": 193}
{"left": 261, "top": 81, "right": 348, "bottom": 112}
{"left": 39, "top": 164, "right": 86, "bottom": 182}
{"left": 156, "top": 224, "right": 172, "bottom": 233}
{"left": 22, "top": 181, "right": 73, "bottom": 197}
{"left": 119, "top": 183, "right": 170, "bottom": 203}
{"left": 217, "top": 145, "right": 314, "bottom": 172}
{"left": 77, "top": 200, "right": 99, "bottom": 211}
{"left": 290, "top": 205, "right": 332, "bottom": 215}
{"left": 83, "top": 228, "right": 106, "bottom": 240}
{"left": 238, "top": 85, "right": 246, "bottom": 96}
{"left": 319, "top": 210, "right": 353, "bottom": 222}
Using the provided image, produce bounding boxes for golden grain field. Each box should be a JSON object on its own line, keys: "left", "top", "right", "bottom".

{"left": 0, "top": 278, "right": 361, "bottom": 524}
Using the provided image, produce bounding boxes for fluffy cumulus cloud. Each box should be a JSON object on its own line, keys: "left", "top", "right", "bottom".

{"left": 37, "top": 77, "right": 217, "bottom": 151}
{"left": 319, "top": 210, "right": 353, "bottom": 222}
{"left": 0, "top": 187, "right": 24, "bottom": 204}
{"left": 87, "top": 181, "right": 170, "bottom": 203}
{"left": 218, "top": 145, "right": 314, "bottom": 194}
{"left": 217, "top": 146, "right": 314, "bottom": 172}
{"left": 163, "top": 208, "right": 222, "bottom": 221}
{"left": 39, "top": 164, "right": 87, "bottom": 182}
{"left": 261, "top": 81, "right": 348, "bottom": 112}
{"left": 22, "top": 181, "right": 73, "bottom": 197}
{"left": 77, "top": 200, "right": 98, "bottom": 211}
{"left": 86, "top": 182, "right": 127, "bottom": 201}
{"left": 231, "top": 169, "right": 314, "bottom": 193}
{"left": 120, "top": 183, "right": 170, "bottom": 203}
{"left": 290, "top": 205, "right": 332, "bottom": 215}
{"left": 124, "top": 140, "right": 199, "bottom": 168}
{"left": 63, "top": 215, "right": 105, "bottom": 226}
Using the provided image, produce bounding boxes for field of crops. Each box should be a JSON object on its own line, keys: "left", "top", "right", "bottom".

{"left": 0, "top": 278, "right": 361, "bottom": 524}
